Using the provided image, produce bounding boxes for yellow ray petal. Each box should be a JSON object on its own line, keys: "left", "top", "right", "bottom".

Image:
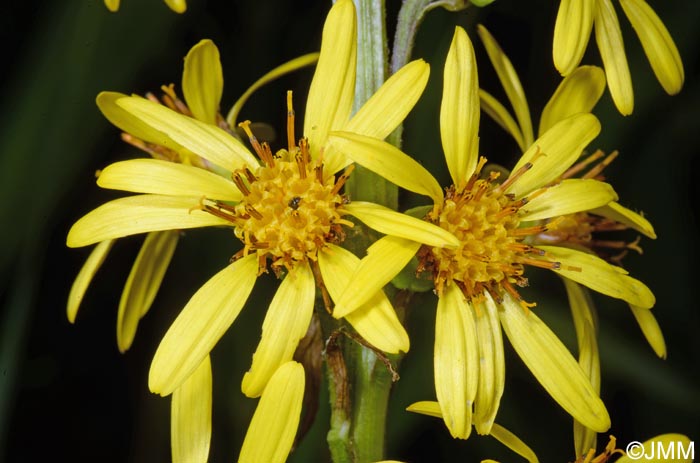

{"left": 519, "top": 179, "right": 617, "bottom": 221}
{"left": 67, "top": 195, "right": 229, "bottom": 248}
{"left": 563, "top": 278, "right": 598, "bottom": 353}
{"left": 616, "top": 434, "right": 692, "bottom": 463}
{"left": 182, "top": 40, "right": 223, "bottom": 125}
{"left": 573, "top": 319, "right": 600, "bottom": 459}
{"left": 406, "top": 400, "right": 443, "bottom": 418}
{"left": 117, "top": 230, "right": 179, "bottom": 353}
{"left": 171, "top": 355, "right": 211, "bottom": 463}
{"left": 473, "top": 293, "right": 504, "bottom": 436}
{"left": 116, "top": 96, "right": 257, "bottom": 171}
{"left": 97, "top": 159, "right": 242, "bottom": 201}
{"left": 227, "top": 53, "right": 319, "bottom": 127}
{"left": 630, "top": 305, "right": 666, "bottom": 359}
{"left": 489, "top": 423, "right": 539, "bottom": 463}
{"left": 104, "top": 0, "right": 119, "bottom": 12}
{"left": 164, "top": 0, "right": 186, "bottom": 13}
{"left": 499, "top": 294, "right": 610, "bottom": 432}
{"left": 435, "top": 284, "right": 477, "bottom": 439}
{"left": 328, "top": 133, "right": 443, "bottom": 203}
{"left": 332, "top": 236, "right": 421, "bottom": 318}
{"left": 345, "top": 59, "right": 430, "bottom": 140}
{"left": 595, "top": 0, "right": 634, "bottom": 115}
{"left": 239, "top": 361, "right": 305, "bottom": 463}
{"left": 619, "top": 0, "right": 684, "bottom": 95}
{"left": 552, "top": 0, "right": 595, "bottom": 76}
{"left": 508, "top": 113, "right": 600, "bottom": 198}
{"left": 539, "top": 66, "right": 606, "bottom": 136}
{"left": 479, "top": 89, "right": 526, "bottom": 153}
{"left": 319, "top": 244, "right": 409, "bottom": 353}
{"left": 344, "top": 201, "right": 459, "bottom": 248}
{"left": 477, "top": 25, "right": 534, "bottom": 149}
{"left": 303, "top": 0, "right": 356, "bottom": 159}
{"left": 540, "top": 245, "right": 655, "bottom": 308}
{"left": 67, "top": 240, "right": 114, "bottom": 323}
{"left": 149, "top": 254, "right": 257, "bottom": 396}
{"left": 590, "top": 201, "right": 656, "bottom": 239}
{"left": 441, "top": 27, "right": 480, "bottom": 186}
{"left": 241, "top": 263, "right": 315, "bottom": 398}
{"left": 97, "top": 92, "right": 178, "bottom": 147}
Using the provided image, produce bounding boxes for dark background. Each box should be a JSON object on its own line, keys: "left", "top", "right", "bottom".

{"left": 1, "top": 0, "right": 698, "bottom": 461}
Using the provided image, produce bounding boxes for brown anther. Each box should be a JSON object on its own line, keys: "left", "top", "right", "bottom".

{"left": 495, "top": 206, "right": 519, "bottom": 219}
{"left": 295, "top": 152, "right": 307, "bottom": 179}
{"left": 239, "top": 120, "right": 274, "bottom": 166}
{"left": 518, "top": 257, "right": 562, "bottom": 270}
{"left": 583, "top": 150, "right": 619, "bottom": 180}
{"left": 510, "top": 223, "right": 549, "bottom": 236}
{"left": 495, "top": 161, "right": 533, "bottom": 194}
{"left": 232, "top": 172, "right": 250, "bottom": 196}
{"left": 243, "top": 167, "right": 257, "bottom": 183}
{"left": 331, "top": 164, "right": 355, "bottom": 195}
{"left": 245, "top": 204, "right": 263, "bottom": 220}
{"left": 463, "top": 156, "right": 488, "bottom": 191}
{"left": 299, "top": 138, "right": 311, "bottom": 165}
{"left": 286, "top": 90, "right": 296, "bottom": 152}
{"left": 315, "top": 164, "right": 324, "bottom": 183}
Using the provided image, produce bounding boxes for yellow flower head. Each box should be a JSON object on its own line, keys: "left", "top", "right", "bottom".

{"left": 553, "top": 0, "right": 684, "bottom": 115}
{"left": 329, "top": 26, "right": 659, "bottom": 441}
{"left": 67, "top": 0, "right": 456, "bottom": 401}
{"left": 104, "top": 0, "right": 186, "bottom": 13}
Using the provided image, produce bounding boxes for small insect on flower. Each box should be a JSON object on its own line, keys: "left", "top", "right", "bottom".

{"left": 288, "top": 196, "right": 302, "bottom": 210}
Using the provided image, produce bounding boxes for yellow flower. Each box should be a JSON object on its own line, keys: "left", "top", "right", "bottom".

{"left": 552, "top": 0, "right": 684, "bottom": 115}
{"left": 67, "top": 0, "right": 456, "bottom": 402}
{"left": 329, "top": 26, "right": 657, "bottom": 439}
{"left": 67, "top": 39, "right": 225, "bottom": 354}
{"left": 104, "top": 0, "right": 186, "bottom": 13}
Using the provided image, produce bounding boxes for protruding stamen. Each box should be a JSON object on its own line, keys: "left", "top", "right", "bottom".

{"left": 245, "top": 204, "right": 263, "bottom": 220}
{"left": 519, "top": 257, "right": 561, "bottom": 270}
{"left": 331, "top": 164, "right": 355, "bottom": 195}
{"left": 463, "top": 156, "right": 488, "bottom": 192}
{"left": 239, "top": 120, "right": 274, "bottom": 166}
{"left": 299, "top": 138, "right": 311, "bottom": 165}
{"left": 295, "top": 152, "right": 307, "bottom": 179}
{"left": 561, "top": 149, "right": 604, "bottom": 179}
{"left": 286, "top": 90, "right": 296, "bottom": 152}
{"left": 583, "top": 150, "right": 619, "bottom": 180}
{"left": 243, "top": 167, "right": 257, "bottom": 183}
{"left": 232, "top": 172, "right": 250, "bottom": 196}
{"left": 495, "top": 162, "right": 533, "bottom": 194}
{"left": 510, "top": 223, "right": 549, "bottom": 237}
{"left": 502, "top": 279, "right": 536, "bottom": 313}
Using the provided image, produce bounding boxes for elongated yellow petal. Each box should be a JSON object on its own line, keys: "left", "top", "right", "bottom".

{"left": 346, "top": 59, "right": 430, "bottom": 140}
{"left": 616, "top": 434, "right": 693, "bottom": 463}
{"left": 67, "top": 195, "right": 229, "bottom": 248}
{"left": 239, "top": 361, "right": 305, "bottom": 463}
{"left": 104, "top": 0, "right": 119, "bottom": 12}
{"left": 499, "top": 294, "right": 610, "bottom": 432}
{"left": 67, "top": 240, "right": 114, "bottom": 323}
{"left": 435, "top": 284, "right": 477, "bottom": 439}
{"left": 489, "top": 424, "right": 539, "bottom": 463}
{"left": 590, "top": 201, "right": 656, "bottom": 238}
{"left": 182, "top": 40, "right": 222, "bottom": 125}
{"left": 329, "top": 133, "right": 443, "bottom": 203}
{"left": 441, "top": 27, "right": 480, "bottom": 185}
{"left": 319, "top": 244, "right": 409, "bottom": 353}
{"left": 303, "top": 0, "right": 356, "bottom": 159}
{"left": 149, "top": 254, "right": 257, "bottom": 396}
{"left": 241, "top": 263, "right": 315, "bottom": 398}
{"left": 473, "top": 293, "right": 504, "bottom": 436}
{"left": 406, "top": 400, "right": 443, "bottom": 418}
{"left": 573, "top": 319, "right": 600, "bottom": 459}
{"left": 97, "top": 92, "right": 178, "bottom": 147}
{"left": 171, "top": 355, "right": 211, "bottom": 463}
{"left": 595, "top": 0, "right": 634, "bottom": 115}
{"left": 519, "top": 179, "right": 617, "bottom": 221}
{"left": 116, "top": 96, "right": 257, "bottom": 171}
{"left": 164, "top": 0, "right": 186, "bottom": 13}
{"left": 540, "top": 245, "right": 655, "bottom": 308}
{"left": 97, "top": 159, "right": 241, "bottom": 201}
{"left": 630, "top": 305, "right": 666, "bottom": 359}
{"left": 508, "top": 113, "right": 601, "bottom": 198}
{"left": 619, "top": 0, "right": 684, "bottom": 94}
{"left": 563, "top": 278, "right": 598, "bottom": 354}
{"left": 479, "top": 89, "right": 526, "bottom": 153}
{"left": 553, "top": 0, "right": 595, "bottom": 76}
{"left": 477, "top": 25, "right": 534, "bottom": 149}
{"left": 332, "top": 236, "right": 421, "bottom": 318}
{"left": 539, "top": 66, "right": 606, "bottom": 136}
{"left": 227, "top": 53, "right": 319, "bottom": 127}
{"left": 344, "top": 201, "right": 459, "bottom": 248}
{"left": 117, "top": 230, "right": 179, "bottom": 353}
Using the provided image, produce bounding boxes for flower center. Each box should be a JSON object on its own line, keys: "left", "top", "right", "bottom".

{"left": 418, "top": 157, "right": 561, "bottom": 308}
{"left": 202, "top": 92, "right": 353, "bottom": 273}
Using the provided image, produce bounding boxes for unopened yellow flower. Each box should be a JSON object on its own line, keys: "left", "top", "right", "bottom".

{"left": 553, "top": 0, "right": 684, "bottom": 115}
{"left": 68, "top": 0, "right": 455, "bottom": 401}
{"left": 330, "top": 26, "right": 656, "bottom": 439}
{"left": 104, "top": 0, "right": 186, "bottom": 13}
